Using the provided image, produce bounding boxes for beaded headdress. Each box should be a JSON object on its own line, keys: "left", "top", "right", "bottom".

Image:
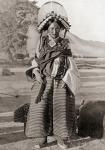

{"left": 37, "top": 1, "right": 71, "bottom": 32}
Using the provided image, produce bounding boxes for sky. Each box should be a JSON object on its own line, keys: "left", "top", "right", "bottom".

{"left": 29, "top": 0, "right": 105, "bottom": 42}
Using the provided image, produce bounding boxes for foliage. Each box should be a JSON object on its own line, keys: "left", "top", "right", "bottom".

{"left": 0, "top": 1, "right": 38, "bottom": 63}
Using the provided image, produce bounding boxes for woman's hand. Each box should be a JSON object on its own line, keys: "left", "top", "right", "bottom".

{"left": 33, "top": 68, "right": 43, "bottom": 84}
{"left": 61, "top": 80, "right": 65, "bottom": 88}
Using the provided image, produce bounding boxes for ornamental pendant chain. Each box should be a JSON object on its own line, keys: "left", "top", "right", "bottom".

{"left": 48, "top": 34, "right": 56, "bottom": 47}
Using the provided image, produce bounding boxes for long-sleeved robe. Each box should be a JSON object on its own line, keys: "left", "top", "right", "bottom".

{"left": 25, "top": 36, "right": 80, "bottom": 139}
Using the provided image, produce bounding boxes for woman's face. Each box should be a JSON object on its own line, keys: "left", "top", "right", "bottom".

{"left": 47, "top": 22, "right": 60, "bottom": 39}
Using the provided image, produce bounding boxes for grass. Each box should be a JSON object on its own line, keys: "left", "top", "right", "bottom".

{"left": 0, "top": 95, "right": 30, "bottom": 113}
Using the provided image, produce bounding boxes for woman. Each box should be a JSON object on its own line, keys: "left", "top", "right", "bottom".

{"left": 25, "top": 1, "right": 80, "bottom": 149}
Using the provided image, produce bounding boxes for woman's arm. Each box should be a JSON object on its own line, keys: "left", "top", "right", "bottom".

{"left": 51, "top": 57, "right": 60, "bottom": 78}
{"left": 31, "top": 58, "right": 43, "bottom": 84}
{"left": 26, "top": 38, "right": 43, "bottom": 84}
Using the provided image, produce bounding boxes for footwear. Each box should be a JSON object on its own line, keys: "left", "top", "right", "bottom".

{"left": 32, "top": 144, "right": 41, "bottom": 149}
{"left": 32, "top": 137, "right": 47, "bottom": 149}
{"left": 58, "top": 142, "right": 68, "bottom": 149}
{"left": 32, "top": 143, "right": 47, "bottom": 149}
{"left": 57, "top": 138, "right": 69, "bottom": 149}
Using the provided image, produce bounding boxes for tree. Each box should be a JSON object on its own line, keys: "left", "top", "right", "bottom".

{"left": 0, "top": 0, "right": 39, "bottom": 64}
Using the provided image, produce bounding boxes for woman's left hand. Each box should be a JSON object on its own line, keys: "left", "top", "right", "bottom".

{"left": 61, "top": 81, "right": 65, "bottom": 88}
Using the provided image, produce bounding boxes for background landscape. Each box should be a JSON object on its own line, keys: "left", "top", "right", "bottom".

{"left": 0, "top": 0, "right": 105, "bottom": 150}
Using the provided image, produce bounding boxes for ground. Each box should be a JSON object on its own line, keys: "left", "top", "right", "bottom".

{"left": 0, "top": 58, "right": 105, "bottom": 149}
{"left": 1, "top": 138, "right": 105, "bottom": 150}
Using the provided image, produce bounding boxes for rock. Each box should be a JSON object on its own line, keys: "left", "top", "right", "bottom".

{"left": 2, "top": 67, "right": 15, "bottom": 76}
{"left": 78, "top": 101, "right": 105, "bottom": 138}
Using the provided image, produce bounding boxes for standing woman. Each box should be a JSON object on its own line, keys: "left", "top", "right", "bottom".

{"left": 26, "top": 1, "right": 80, "bottom": 149}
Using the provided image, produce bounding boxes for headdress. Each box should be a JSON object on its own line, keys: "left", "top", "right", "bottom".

{"left": 37, "top": 1, "right": 71, "bottom": 32}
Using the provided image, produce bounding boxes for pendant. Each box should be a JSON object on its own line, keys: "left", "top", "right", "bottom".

{"left": 49, "top": 40, "right": 56, "bottom": 47}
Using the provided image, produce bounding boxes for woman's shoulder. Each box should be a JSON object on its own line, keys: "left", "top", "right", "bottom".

{"left": 58, "top": 37, "right": 70, "bottom": 50}
{"left": 59, "top": 37, "right": 70, "bottom": 44}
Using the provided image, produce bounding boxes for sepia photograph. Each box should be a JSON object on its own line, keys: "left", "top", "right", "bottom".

{"left": 0, "top": 0, "right": 105, "bottom": 149}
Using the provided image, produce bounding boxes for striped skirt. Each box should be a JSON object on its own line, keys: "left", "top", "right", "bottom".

{"left": 25, "top": 77, "right": 75, "bottom": 139}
